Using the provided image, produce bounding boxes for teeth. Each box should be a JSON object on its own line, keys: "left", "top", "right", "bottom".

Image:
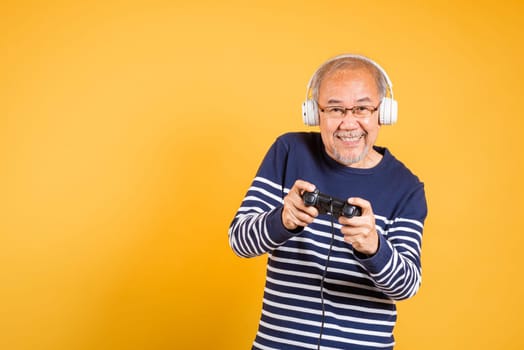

{"left": 338, "top": 134, "right": 362, "bottom": 141}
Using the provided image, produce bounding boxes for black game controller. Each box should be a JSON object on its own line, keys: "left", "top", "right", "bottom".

{"left": 302, "top": 189, "right": 362, "bottom": 218}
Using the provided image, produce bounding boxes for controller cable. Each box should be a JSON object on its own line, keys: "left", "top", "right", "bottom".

{"left": 317, "top": 204, "right": 336, "bottom": 350}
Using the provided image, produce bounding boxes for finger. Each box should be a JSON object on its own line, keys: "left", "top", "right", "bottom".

{"left": 339, "top": 225, "right": 362, "bottom": 238}
{"left": 292, "top": 180, "right": 316, "bottom": 195}
{"left": 347, "top": 197, "right": 372, "bottom": 214}
{"left": 289, "top": 194, "right": 319, "bottom": 221}
{"left": 283, "top": 207, "right": 315, "bottom": 229}
{"left": 295, "top": 210, "right": 316, "bottom": 226}
{"left": 282, "top": 197, "right": 317, "bottom": 230}
{"left": 288, "top": 181, "right": 318, "bottom": 215}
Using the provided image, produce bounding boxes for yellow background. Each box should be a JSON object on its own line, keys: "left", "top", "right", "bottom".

{"left": 1, "top": 0, "right": 523, "bottom": 349}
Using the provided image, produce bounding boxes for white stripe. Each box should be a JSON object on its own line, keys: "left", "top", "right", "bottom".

{"left": 247, "top": 186, "right": 283, "bottom": 205}
{"left": 254, "top": 176, "right": 283, "bottom": 191}
{"left": 258, "top": 320, "right": 394, "bottom": 348}
{"left": 274, "top": 243, "right": 366, "bottom": 269}
{"left": 238, "top": 214, "right": 262, "bottom": 254}
{"left": 252, "top": 340, "right": 282, "bottom": 350}
{"left": 391, "top": 242, "right": 419, "bottom": 257}
{"left": 388, "top": 226, "right": 422, "bottom": 241}
{"left": 242, "top": 195, "right": 277, "bottom": 210}
{"left": 268, "top": 256, "right": 373, "bottom": 283}
{"left": 370, "top": 243, "right": 397, "bottom": 280}
{"left": 388, "top": 233, "right": 421, "bottom": 249}
{"left": 253, "top": 341, "right": 279, "bottom": 350}
{"left": 266, "top": 267, "right": 378, "bottom": 295}
{"left": 395, "top": 216, "right": 424, "bottom": 229}
{"left": 375, "top": 214, "right": 424, "bottom": 229}
{"left": 265, "top": 281, "right": 394, "bottom": 308}
{"left": 263, "top": 297, "right": 396, "bottom": 325}
{"left": 262, "top": 309, "right": 391, "bottom": 337}
{"left": 255, "top": 331, "right": 327, "bottom": 350}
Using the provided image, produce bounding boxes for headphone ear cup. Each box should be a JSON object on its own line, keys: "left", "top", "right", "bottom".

{"left": 302, "top": 99, "right": 319, "bottom": 126}
{"left": 379, "top": 97, "right": 398, "bottom": 125}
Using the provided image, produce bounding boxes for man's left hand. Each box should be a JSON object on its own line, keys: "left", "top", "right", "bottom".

{"left": 338, "top": 197, "right": 379, "bottom": 256}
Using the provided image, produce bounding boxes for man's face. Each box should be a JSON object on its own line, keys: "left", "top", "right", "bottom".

{"left": 318, "top": 68, "right": 381, "bottom": 168}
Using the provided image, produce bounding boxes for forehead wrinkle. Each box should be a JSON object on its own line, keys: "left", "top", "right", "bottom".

{"left": 356, "top": 96, "right": 373, "bottom": 103}
{"left": 325, "top": 96, "right": 374, "bottom": 105}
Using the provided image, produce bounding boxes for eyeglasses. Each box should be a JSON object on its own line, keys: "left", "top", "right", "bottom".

{"left": 318, "top": 104, "right": 379, "bottom": 119}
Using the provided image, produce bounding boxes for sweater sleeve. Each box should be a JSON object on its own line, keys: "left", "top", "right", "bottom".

{"left": 228, "top": 136, "right": 301, "bottom": 258}
{"left": 356, "top": 183, "right": 428, "bottom": 300}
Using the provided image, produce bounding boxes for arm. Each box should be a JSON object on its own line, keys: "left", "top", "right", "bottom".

{"left": 339, "top": 185, "right": 427, "bottom": 300}
{"left": 228, "top": 177, "right": 317, "bottom": 258}
{"left": 228, "top": 137, "right": 317, "bottom": 258}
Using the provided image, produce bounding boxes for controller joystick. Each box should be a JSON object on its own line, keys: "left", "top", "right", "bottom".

{"left": 302, "top": 189, "right": 362, "bottom": 218}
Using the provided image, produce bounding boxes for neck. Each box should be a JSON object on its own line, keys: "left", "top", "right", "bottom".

{"left": 347, "top": 147, "right": 383, "bottom": 169}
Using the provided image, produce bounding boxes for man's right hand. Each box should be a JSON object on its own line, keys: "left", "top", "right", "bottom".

{"left": 282, "top": 180, "right": 318, "bottom": 230}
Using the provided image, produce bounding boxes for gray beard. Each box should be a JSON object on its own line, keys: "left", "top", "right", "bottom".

{"left": 333, "top": 145, "right": 370, "bottom": 166}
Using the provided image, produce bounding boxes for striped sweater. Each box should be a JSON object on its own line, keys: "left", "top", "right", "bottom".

{"left": 229, "top": 132, "right": 427, "bottom": 349}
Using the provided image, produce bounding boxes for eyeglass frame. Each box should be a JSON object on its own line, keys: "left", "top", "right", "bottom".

{"left": 318, "top": 103, "right": 380, "bottom": 118}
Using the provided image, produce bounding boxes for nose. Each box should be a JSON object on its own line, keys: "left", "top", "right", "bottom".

{"left": 338, "top": 112, "right": 360, "bottom": 129}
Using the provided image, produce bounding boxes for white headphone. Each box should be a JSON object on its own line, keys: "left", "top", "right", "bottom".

{"left": 302, "top": 54, "right": 398, "bottom": 126}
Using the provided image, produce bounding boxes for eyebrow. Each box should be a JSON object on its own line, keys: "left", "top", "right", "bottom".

{"left": 326, "top": 97, "right": 373, "bottom": 104}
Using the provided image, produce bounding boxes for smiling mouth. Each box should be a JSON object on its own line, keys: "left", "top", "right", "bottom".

{"left": 336, "top": 132, "right": 365, "bottom": 143}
